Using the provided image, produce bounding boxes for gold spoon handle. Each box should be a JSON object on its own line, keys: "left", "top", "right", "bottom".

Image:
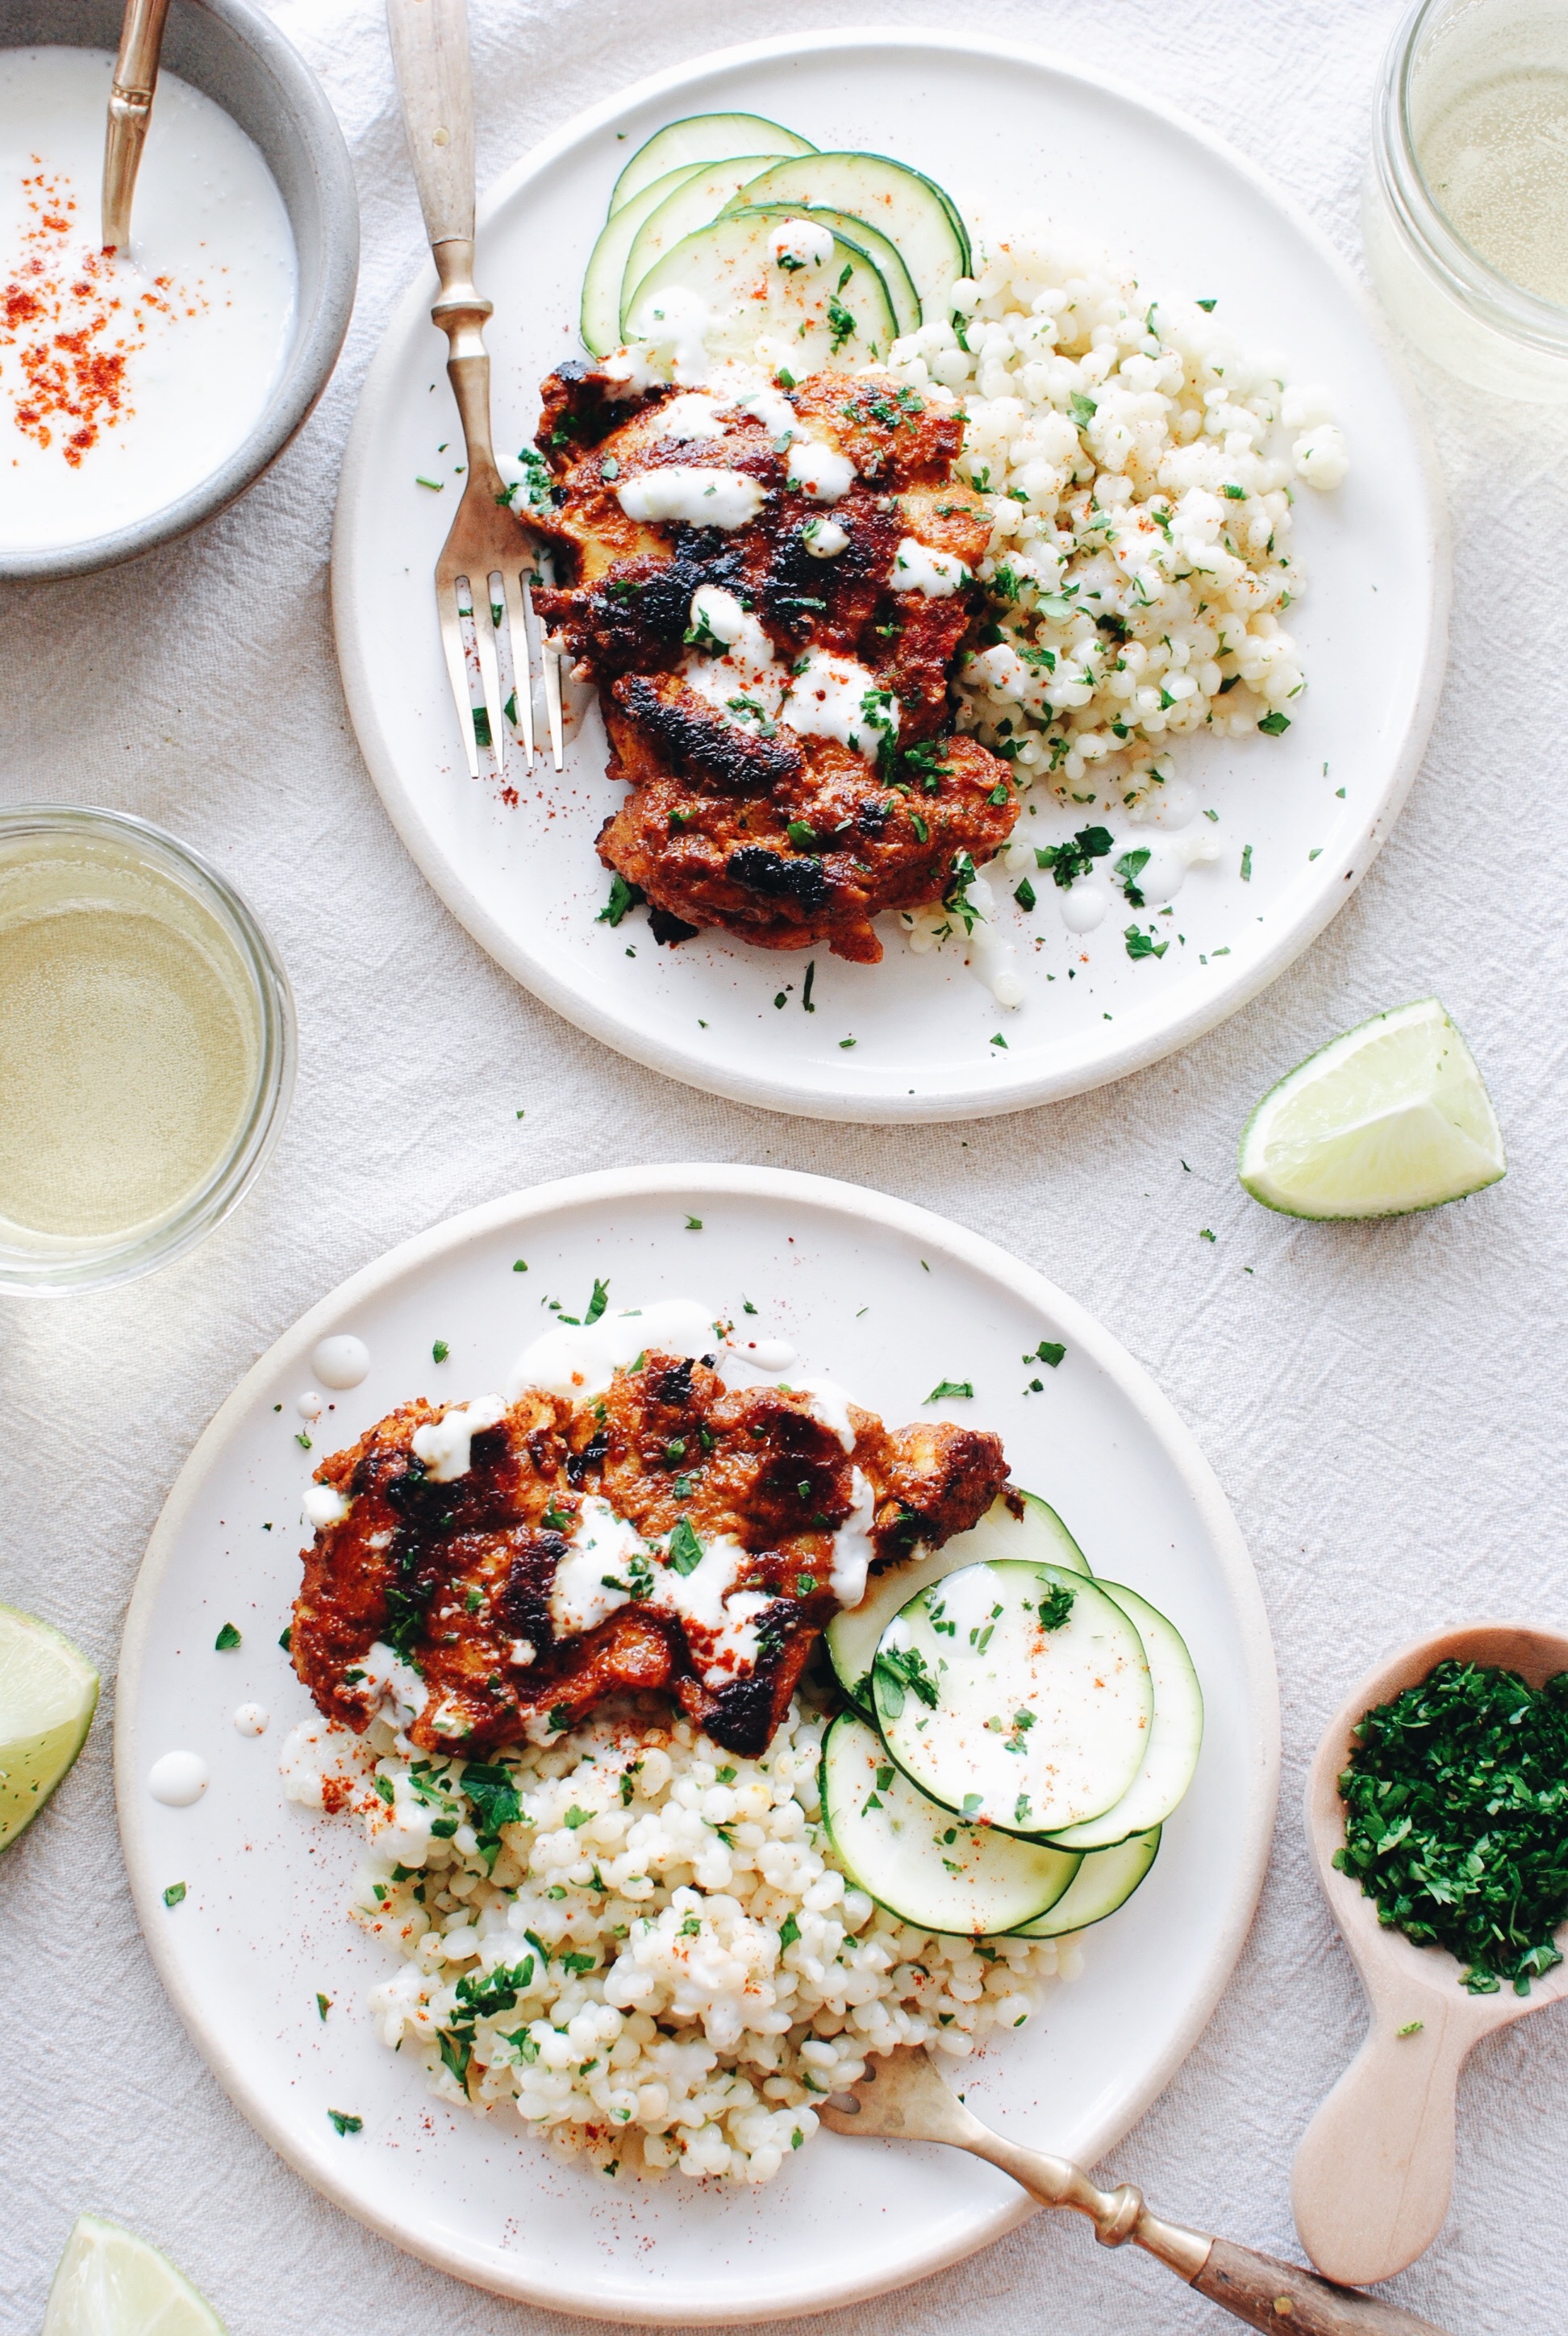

{"left": 964, "top": 2130, "right": 1453, "bottom": 2335}
{"left": 102, "top": 0, "right": 171, "bottom": 253}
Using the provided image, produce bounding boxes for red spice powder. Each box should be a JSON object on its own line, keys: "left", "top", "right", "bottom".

{"left": 1, "top": 161, "right": 195, "bottom": 467}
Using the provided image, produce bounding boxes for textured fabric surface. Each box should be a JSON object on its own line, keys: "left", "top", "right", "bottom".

{"left": 3, "top": 2, "right": 1567, "bottom": 2330}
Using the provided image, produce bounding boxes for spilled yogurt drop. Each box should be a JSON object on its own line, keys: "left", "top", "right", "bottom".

{"left": 312, "top": 1335, "right": 370, "bottom": 1391}
{"left": 232, "top": 1703, "right": 269, "bottom": 1737}
{"left": 295, "top": 1390, "right": 323, "bottom": 1421}
{"left": 509, "top": 1299, "right": 719, "bottom": 1401}
{"left": 148, "top": 1750, "right": 208, "bottom": 1806}
{"left": 1061, "top": 879, "right": 1110, "bottom": 934}
{"left": 302, "top": 1483, "right": 350, "bottom": 1529}
{"left": 802, "top": 515, "right": 849, "bottom": 559}
{"left": 727, "top": 1337, "right": 797, "bottom": 1372}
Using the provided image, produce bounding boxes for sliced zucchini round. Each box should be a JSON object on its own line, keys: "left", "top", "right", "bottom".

{"left": 627, "top": 217, "right": 898, "bottom": 372}
{"left": 872, "top": 1561, "right": 1153, "bottom": 1837}
{"left": 718, "top": 152, "right": 971, "bottom": 321}
{"left": 619, "top": 157, "right": 792, "bottom": 338}
{"left": 609, "top": 112, "right": 817, "bottom": 216}
{"left": 728, "top": 202, "right": 921, "bottom": 338}
{"left": 820, "top": 1709, "right": 1081, "bottom": 1937}
{"left": 826, "top": 1489, "right": 1090, "bottom": 1716}
{"left": 1008, "top": 1827, "right": 1161, "bottom": 1938}
{"left": 1042, "top": 1583, "right": 1203, "bottom": 1851}
{"left": 582, "top": 163, "right": 707, "bottom": 357}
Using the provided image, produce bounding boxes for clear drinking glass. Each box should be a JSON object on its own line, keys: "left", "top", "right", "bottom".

{"left": 0, "top": 807, "right": 295, "bottom": 1293}
{"left": 1366, "top": 0, "right": 1568, "bottom": 398}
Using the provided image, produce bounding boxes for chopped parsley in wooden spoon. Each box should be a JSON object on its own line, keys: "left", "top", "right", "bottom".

{"left": 1337, "top": 1658, "right": 1568, "bottom": 1994}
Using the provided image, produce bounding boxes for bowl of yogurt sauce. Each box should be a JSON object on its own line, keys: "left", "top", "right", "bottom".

{"left": 0, "top": 0, "right": 357, "bottom": 578}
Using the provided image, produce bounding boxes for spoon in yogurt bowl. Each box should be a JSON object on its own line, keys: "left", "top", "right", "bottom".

{"left": 101, "top": 0, "right": 171, "bottom": 255}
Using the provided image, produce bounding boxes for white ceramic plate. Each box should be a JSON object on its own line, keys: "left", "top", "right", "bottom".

{"left": 117, "top": 1164, "right": 1278, "bottom": 2322}
{"left": 332, "top": 28, "right": 1446, "bottom": 1125}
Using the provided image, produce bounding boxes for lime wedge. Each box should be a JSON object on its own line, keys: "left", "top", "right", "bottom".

{"left": 43, "top": 2216, "right": 224, "bottom": 2336}
{"left": 0, "top": 1604, "right": 99, "bottom": 1852}
{"left": 1239, "top": 999, "right": 1506, "bottom": 1219}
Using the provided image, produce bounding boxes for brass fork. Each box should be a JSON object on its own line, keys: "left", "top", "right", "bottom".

{"left": 386, "top": 0, "right": 561, "bottom": 779}
{"left": 819, "top": 2050, "right": 1453, "bottom": 2336}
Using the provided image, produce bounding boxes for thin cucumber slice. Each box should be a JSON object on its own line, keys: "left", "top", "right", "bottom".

{"left": 718, "top": 152, "right": 970, "bottom": 319}
{"left": 619, "top": 158, "right": 792, "bottom": 337}
{"left": 628, "top": 218, "right": 898, "bottom": 371}
{"left": 609, "top": 112, "right": 816, "bottom": 215}
{"left": 1042, "top": 1583, "right": 1203, "bottom": 1850}
{"left": 873, "top": 1561, "right": 1152, "bottom": 1837}
{"left": 827, "top": 1490, "right": 1090, "bottom": 1715}
{"left": 581, "top": 164, "right": 708, "bottom": 357}
{"left": 1238, "top": 998, "right": 1506, "bottom": 1220}
{"left": 1009, "top": 1827, "right": 1161, "bottom": 1938}
{"left": 820, "top": 1709, "right": 1080, "bottom": 1937}
{"left": 729, "top": 202, "right": 921, "bottom": 336}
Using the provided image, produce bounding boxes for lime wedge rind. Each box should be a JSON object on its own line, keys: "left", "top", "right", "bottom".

{"left": 1238, "top": 999, "right": 1507, "bottom": 1221}
{"left": 0, "top": 1604, "right": 100, "bottom": 1852}
{"left": 43, "top": 2214, "right": 226, "bottom": 2336}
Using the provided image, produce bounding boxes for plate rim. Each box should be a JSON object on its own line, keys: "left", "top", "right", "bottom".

{"left": 331, "top": 23, "right": 1451, "bottom": 1128}
{"left": 115, "top": 1161, "right": 1281, "bottom": 2322}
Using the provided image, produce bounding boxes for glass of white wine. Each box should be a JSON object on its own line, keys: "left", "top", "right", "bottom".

{"left": 0, "top": 807, "right": 295, "bottom": 1292}
{"left": 1367, "top": 0, "right": 1568, "bottom": 398}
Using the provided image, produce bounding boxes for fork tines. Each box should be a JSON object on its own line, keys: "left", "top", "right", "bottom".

{"left": 437, "top": 559, "right": 562, "bottom": 781}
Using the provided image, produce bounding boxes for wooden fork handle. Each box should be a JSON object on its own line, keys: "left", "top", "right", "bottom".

{"left": 1191, "top": 2238, "right": 1453, "bottom": 2335}
{"left": 386, "top": 0, "right": 478, "bottom": 248}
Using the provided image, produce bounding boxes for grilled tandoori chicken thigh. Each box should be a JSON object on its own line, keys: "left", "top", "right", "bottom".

{"left": 291, "top": 1353, "right": 1010, "bottom": 1759}
{"left": 530, "top": 361, "right": 1018, "bottom": 962}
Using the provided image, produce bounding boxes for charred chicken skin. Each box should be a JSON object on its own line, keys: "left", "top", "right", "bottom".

{"left": 530, "top": 361, "right": 1018, "bottom": 962}
{"left": 291, "top": 1354, "right": 1008, "bottom": 1759}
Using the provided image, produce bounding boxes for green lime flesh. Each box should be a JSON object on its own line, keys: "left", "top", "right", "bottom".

{"left": 0, "top": 1604, "right": 98, "bottom": 1851}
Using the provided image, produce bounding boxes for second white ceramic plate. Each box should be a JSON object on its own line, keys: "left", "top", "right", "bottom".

{"left": 117, "top": 1165, "right": 1277, "bottom": 2321}
{"left": 333, "top": 29, "right": 1445, "bottom": 1124}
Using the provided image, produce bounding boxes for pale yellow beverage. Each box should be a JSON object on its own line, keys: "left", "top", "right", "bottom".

{"left": 0, "top": 824, "right": 265, "bottom": 1252}
{"left": 1420, "top": 67, "right": 1568, "bottom": 303}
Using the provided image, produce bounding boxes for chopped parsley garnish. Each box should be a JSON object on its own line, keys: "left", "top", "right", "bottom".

{"left": 684, "top": 1215, "right": 703, "bottom": 1232}
{"left": 1037, "top": 1583, "right": 1075, "bottom": 1631}
{"left": 873, "top": 1644, "right": 940, "bottom": 1717}
{"left": 316, "top": 1993, "right": 332, "bottom": 2021}
{"left": 1036, "top": 825, "right": 1113, "bottom": 889}
{"left": 1027, "top": 1339, "right": 1066, "bottom": 1369}
{"left": 564, "top": 1805, "right": 590, "bottom": 1829}
{"left": 666, "top": 1518, "right": 704, "bottom": 1576}
{"left": 827, "top": 294, "right": 857, "bottom": 352}
{"left": 1014, "top": 876, "right": 1036, "bottom": 911}
{"left": 162, "top": 1881, "right": 186, "bottom": 1908}
{"left": 1124, "top": 926, "right": 1169, "bottom": 960}
{"left": 1241, "top": 844, "right": 1253, "bottom": 881}
{"left": 432, "top": 1339, "right": 449, "bottom": 1363}
{"left": 1257, "top": 710, "right": 1291, "bottom": 736}
{"left": 585, "top": 1277, "right": 610, "bottom": 1323}
{"left": 597, "top": 873, "right": 640, "bottom": 927}
{"left": 1069, "top": 390, "right": 1098, "bottom": 428}
{"left": 472, "top": 706, "right": 492, "bottom": 749}
{"left": 327, "top": 2109, "right": 363, "bottom": 2135}
{"left": 926, "top": 1379, "right": 974, "bottom": 1402}
{"left": 1336, "top": 1660, "right": 1568, "bottom": 1994}
{"left": 278, "top": 1625, "right": 292, "bottom": 1652}
{"left": 1114, "top": 847, "right": 1151, "bottom": 907}
{"left": 214, "top": 1621, "right": 242, "bottom": 1651}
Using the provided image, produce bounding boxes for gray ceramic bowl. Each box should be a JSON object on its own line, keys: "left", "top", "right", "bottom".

{"left": 1, "top": 0, "right": 358, "bottom": 581}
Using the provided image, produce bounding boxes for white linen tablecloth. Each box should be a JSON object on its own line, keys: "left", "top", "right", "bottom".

{"left": 4, "top": 2, "right": 1567, "bottom": 2329}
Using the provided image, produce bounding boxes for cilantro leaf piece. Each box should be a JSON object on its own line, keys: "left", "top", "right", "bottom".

{"left": 926, "top": 1379, "right": 974, "bottom": 1402}
{"left": 214, "top": 1622, "right": 241, "bottom": 1651}
{"left": 666, "top": 1518, "right": 704, "bottom": 1576}
{"left": 327, "top": 2109, "right": 363, "bottom": 2135}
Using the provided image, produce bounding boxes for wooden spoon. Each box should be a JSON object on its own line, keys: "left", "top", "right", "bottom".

{"left": 1293, "top": 1621, "right": 1568, "bottom": 2287}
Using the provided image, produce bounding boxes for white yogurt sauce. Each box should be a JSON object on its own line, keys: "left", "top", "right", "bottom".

{"left": 148, "top": 1749, "right": 207, "bottom": 1806}
{"left": 682, "top": 586, "right": 784, "bottom": 729}
{"left": 356, "top": 1639, "right": 427, "bottom": 1724}
{"left": 768, "top": 217, "right": 836, "bottom": 271}
{"left": 782, "top": 1373, "right": 857, "bottom": 1451}
{"left": 619, "top": 286, "right": 711, "bottom": 387}
{"left": 654, "top": 1530, "right": 772, "bottom": 1687}
{"left": 312, "top": 1335, "right": 370, "bottom": 1390}
{"left": 782, "top": 653, "right": 898, "bottom": 757}
{"left": 509, "top": 1299, "right": 719, "bottom": 1400}
{"left": 0, "top": 47, "right": 297, "bottom": 553}
{"left": 302, "top": 1483, "right": 350, "bottom": 1529}
{"left": 786, "top": 437, "right": 856, "bottom": 503}
{"left": 1060, "top": 879, "right": 1110, "bottom": 933}
{"left": 617, "top": 466, "right": 767, "bottom": 529}
{"left": 651, "top": 392, "right": 730, "bottom": 442}
{"left": 892, "top": 536, "right": 970, "bottom": 596}
{"left": 547, "top": 1495, "right": 648, "bottom": 1637}
{"left": 803, "top": 515, "right": 849, "bottom": 558}
{"left": 410, "top": 1394, "right": 508, "bottom": 1483}
{"left": 726, "top": 1336, "right": 797, "bottom": 1371}
{"left": 830, "top": 1470, "right": 878, "bottom": 1607}
{"left": 232, "top": 1702, "right": 269, "bottom": 1737}
{"left": 737, "top": 386, "right": 799, "bottom": 440}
